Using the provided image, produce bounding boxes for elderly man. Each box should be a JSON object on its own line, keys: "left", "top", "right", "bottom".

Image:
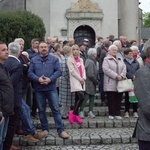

{"left": 26, "top": 38, "right": 39, "bottom": 59}
{"left": 28, "top": 41, "right": 69, "bottom": 139}
{"left": 14, "top": 38, "right": 31, "bottom": 107}
{"left": 68, "top": 38, "right": 75, "bottom": 47}
{"left": 0, "top": 41, "right": 14, "bottom": 150}
{"left": 3, "top": 42, "right": 22, "bottom": 150}
{"left": 113, "top": 40, "right": 124, "bottom": 59}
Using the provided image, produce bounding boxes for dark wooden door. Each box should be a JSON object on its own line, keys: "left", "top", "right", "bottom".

{"left": 74, "top": 25, "right": 95, "bottom": 47}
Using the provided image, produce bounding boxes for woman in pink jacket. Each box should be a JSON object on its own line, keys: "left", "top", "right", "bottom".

{"left": 67, "top": 44, "right": 86, "bottom": 124}
{"left": 102, "top": 45, "right": 126, "bottom": 120}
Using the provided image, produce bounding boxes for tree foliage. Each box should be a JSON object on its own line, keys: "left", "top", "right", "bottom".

{"left": 143, "top": 12, "right": 150, "bottom": 27}
{"left": 0, "top": 10, "right": 46, "bottom": 50}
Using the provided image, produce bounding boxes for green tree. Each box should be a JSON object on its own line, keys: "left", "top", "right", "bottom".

{"left": 143, "top": 12, "right": 150, "bottom": 27}
{"left": 0, "top": 10, "right": 46, "bottom": 50}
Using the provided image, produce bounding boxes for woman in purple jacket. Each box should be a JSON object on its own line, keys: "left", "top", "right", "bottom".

{"left": 102, "top": 45, "right": 126, "bottom": 120}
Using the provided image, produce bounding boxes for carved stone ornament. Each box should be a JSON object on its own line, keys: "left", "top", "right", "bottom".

{"left": 70, "top": 0, "right": 101, "bottom": 11}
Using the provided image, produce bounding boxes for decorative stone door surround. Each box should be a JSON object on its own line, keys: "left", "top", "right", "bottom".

{"left": 65, "top": 0, "right": 104, "bottom": 38}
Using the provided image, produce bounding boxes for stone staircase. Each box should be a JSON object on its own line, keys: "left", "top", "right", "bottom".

{"left": 13, "top": 93, "right": 138, "bottom": 149}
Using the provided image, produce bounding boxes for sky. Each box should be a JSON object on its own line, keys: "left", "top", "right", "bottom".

{"left": 139, "top": 0, "right": 150, "bottom": 13}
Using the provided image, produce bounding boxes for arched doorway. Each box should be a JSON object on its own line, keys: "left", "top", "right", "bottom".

{"left": 74, "top": 25, "right": 95, "bottom": 47}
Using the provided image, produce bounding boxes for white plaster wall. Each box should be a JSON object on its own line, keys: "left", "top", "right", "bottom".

{"left": 26, "top": 0, "right": 50, "bottom": 37}
{"left": 118, "top": 0, "right": 139, "bottom": 42}
{"left": 93, "top": 0, "right": 118, "bottom": 39}
{"left": 49, "top": 0, "right": 77, "bottom": 40}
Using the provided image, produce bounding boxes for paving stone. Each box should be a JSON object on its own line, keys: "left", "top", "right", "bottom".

{"left": 90, "top": 135, "right": 101, "bottom": 144}
{"left": 88, "top": 120, "right": 97, "bottom": 128}
{"left": 81, "top": 136, "right": 90, "bottom": 145}
{"left": 45, "top": 136, "right": 55, "bottom": 145}
{"left": 101, "top": 134, "right": 112, "bottom": 144}
{"left": 104, "top": 120, "right": 114, "bottom": 128}
{"left": 121, "top": 134, "right": 131, "bottom": 144}
{"left": 56, "top": 137, "right": 64, "bottom": 145}
{"left": 64, "top": 137, "right": 73, "bottom": 145}
{"left": 97, "top": 120, "right": 105, "bottom": 128}
{"left": 114, "top": 120, "right": 122, "bottom": 128}
{"left": 122, "top": 119, "right": 131, "bottom": 127}
{"left": 21, "top": 143, "right": 139, "bottom": 150}
{"left": 111, "top": 134, "right": 121, "bottom": 143}
{"left": 72, "top": 136, "right": 81, "bottom": 145}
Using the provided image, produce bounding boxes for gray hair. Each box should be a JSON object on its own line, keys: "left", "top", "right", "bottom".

{"left": 14, "top": 38, "right": 25, "bottom": 44}
{"left": 87, "top": 48, "right": 97, "bottom": 56}
{"left": 113, "top": 40, "right": 121, "bottom": 46}
{"left": 130, "top": 45, "right": 139, "bottom": 51}
{"left": 8, "top": 42, "right": 20, "bottom": 55}
{"left": 108, "top": 45, "right": 118, "bottom": 51}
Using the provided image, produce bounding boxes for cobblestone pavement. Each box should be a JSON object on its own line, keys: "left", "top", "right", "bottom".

{"left": 21, "top": 144, "right": 138, "bottom": 150}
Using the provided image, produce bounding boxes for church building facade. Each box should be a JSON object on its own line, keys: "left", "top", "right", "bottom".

{"left": 0, "top": 0, "right": 142, "bottom": 44}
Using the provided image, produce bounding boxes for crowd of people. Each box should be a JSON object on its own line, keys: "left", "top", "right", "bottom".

{"left": 0, "top": 35, "right": 150, "bottom": 150}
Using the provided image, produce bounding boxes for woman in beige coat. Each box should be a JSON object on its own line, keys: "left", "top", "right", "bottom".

{"left": 67, "top": 44, "right": 86, "bottom": 124}
{"left": 102, "top": 45, "right": 126, "bottom": 120}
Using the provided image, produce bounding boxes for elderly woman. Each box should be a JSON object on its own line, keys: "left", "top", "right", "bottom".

{"left": 59, "top": 46, "right": 75, "bottom": 119}
{"left": 130, "top": 45, "right": 144, "bottom": 68}
{"left": 123, "top": 48, "right": 139, "bottom": 118}
{"left": 79, "top": 48, "right": 98, "bottom": 118}
{"left": 67, "top": 44, "right": 86, "bottom": 124}
{"left": 102, "top": 45, "right": 126, "bottom": 120}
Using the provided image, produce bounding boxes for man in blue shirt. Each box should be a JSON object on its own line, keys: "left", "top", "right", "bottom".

{"left": 28, "top": 41, "right": 69, "bottom": 139}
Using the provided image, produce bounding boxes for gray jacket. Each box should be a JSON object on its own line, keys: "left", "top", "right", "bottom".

{"left": 134, "top": 62, "right": 150, "bottom": 141}
{"left": 85, "top": 57, "right": 98, "bottom": 95}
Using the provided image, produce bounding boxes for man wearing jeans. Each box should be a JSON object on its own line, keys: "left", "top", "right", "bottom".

{"left": 28, "top": 41, "right": 69, "bottom": 139}
{"left": 0, "top": 41, "right": 14, "bottom": 150}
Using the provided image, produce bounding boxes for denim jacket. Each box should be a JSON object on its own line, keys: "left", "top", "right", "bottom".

{"left": 28, "top": 54, "right": 62, "bottom": 91}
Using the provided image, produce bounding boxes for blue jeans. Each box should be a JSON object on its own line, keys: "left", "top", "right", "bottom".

{"left": 19, "top": 99, "right": 36, "bottom": 134}
{"left": 0, "top": 117, "right": 9, "bottom": 150}
{"left": 35, "top": 89, "right": 64, "bottom": 134}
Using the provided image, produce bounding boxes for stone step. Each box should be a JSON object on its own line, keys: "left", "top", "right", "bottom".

{"left": 44, "top": 106, "right": 134, "bottom": 117}
{"left": 85, "top": 98, "right": 125, "bottom": 106}
{"left": 13, "top": 128, "right": 137, "bottom": 146}
{"left": 32, "top": 116, "right": 137, "bottom": 129}
{"left": 20, "top": 143, "right": 139, "bottom": 150}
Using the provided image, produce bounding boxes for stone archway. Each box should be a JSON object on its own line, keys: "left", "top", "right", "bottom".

{"left": 65, "top": 0, "right": 103, "bottom": 39}
{"left": 74, "top": 25, "right": 95, "bottom": 47}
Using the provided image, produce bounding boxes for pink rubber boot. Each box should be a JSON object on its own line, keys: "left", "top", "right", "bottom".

{"left": 68, "top": 111, "right": 75, "bottom": 124}
{"left": 74, "top": 115, "right": 83, "bottom": 124}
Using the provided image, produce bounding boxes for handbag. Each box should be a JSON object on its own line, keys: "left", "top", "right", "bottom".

{"left": 117, "top": 78, "right": 134, "bottom": 93}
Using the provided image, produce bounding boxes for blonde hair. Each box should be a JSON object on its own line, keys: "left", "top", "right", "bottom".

{"left": 63, "top": 46, "right": 71, "bottom": 55}
{"left": 71, "top": 44, "right": 80, "bottom": 57}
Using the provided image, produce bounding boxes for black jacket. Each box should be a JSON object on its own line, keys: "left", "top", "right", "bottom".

{"left": 0, "top": 63, "right": 14, "bottom": 117}
{"left": 5, "top": 56, "right": 23, "bottom": 108}
{"left": 124, "top": 58, "right": 139, "bottom": 79}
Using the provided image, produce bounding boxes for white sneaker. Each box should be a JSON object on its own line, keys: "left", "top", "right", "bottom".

{"left": 114, "top": 116, "right": 122, "bottom": 120}
{"left": 124, "top": 112, "right": 129, "bottom": 118}
{"left": 108, "top": 116, "right": 114, "bottom": 120}
{"left": 133, "top": 112, "right": 138, "bottom": 118}
{"left": 79, "top": 111, "right": 85, "bottom": 118}
{"left": 88, "top": 111, "right": 95, "bottom": 118}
